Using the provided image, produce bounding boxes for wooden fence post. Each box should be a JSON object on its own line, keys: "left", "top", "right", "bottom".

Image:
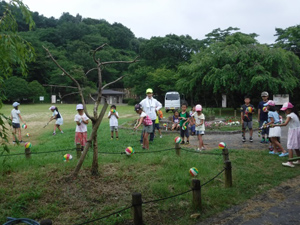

{"left": 175, "top": 143, "right": 181, "bottom": 156}
{"left": 192, "top": 179, "right": 201, "bottom": 209}
{"left": 25, "top": 147, "right": 31, "bottom": 159}
{"left": 76, "top": 143, "right": 81, "bottom": 159}
{"left": 222, "top": 147, "right": 229, "bottom": 162}
{"left": 224, "top": 160, "right": 232, "bottom": 188}
{"left": 132, "top": 192, "right": 143, "bottom": 225}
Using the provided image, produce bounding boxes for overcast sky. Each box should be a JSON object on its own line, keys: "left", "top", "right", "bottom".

{"left": 21, "top": 0, "right": 300, "bottom": 44}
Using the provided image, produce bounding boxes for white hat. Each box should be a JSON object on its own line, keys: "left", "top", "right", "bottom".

{"left": 49, "top": 105, "right": 56, "bottom": 110}
{"left": 76, "top": 104, "right": 84, "bottom": 110}
{"left": 12, "top": 102, "right": 20, "bottom": 107}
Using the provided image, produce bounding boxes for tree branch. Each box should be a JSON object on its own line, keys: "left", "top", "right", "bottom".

{"left": 92, "top": 43, "right": 108, "bottom": 64}
{"left": 89, "top": 94, "right": 96, "bottom": 102}
{"left": 85, "top": 68, "right": 97, "bottom": 76}
{"left": 101, "top": 56, "right": 139, "bottom": 66}
{"left": 101, "top": 75, "right": 126, "bottom": 90}
{"left": 43, "top": 84, "right": 78, "bottom": 89}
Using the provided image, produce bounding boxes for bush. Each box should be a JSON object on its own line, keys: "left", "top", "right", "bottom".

{"left": 127, "top": 98, "right": 139, "bottom": 105}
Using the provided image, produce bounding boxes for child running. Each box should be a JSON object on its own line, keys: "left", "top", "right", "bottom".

{"left": 172, "top": 111, "right": 180, "bottom": 131}
{"left": 134, "top": 104, "right": 153, "bottom": 150}
{"left": 264, "top": 100, "right": 288, "bottom": 157}
{"left": 11, "top": 102, "right": 26, "bottom": 143}
{"left": 48, "top": 106, "right": 64, "bottom": 135}
{"left": 273, "top": 102, "right": 300, "bottom": 167}
{"left": 193, "top": 104, "right": 205, "bottom": 151}
{"left": 108, "top": 105, "right": 119, "bottom": 140}
{"left": 179, "top": 103, "right": 190, "bottom": 144}
{"left": 74, "top": 104, "right": 89, "bottom": 151}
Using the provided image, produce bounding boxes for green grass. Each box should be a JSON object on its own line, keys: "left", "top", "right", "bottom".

{"left": 0, "top": 104, "right": 299, "bottom": 225}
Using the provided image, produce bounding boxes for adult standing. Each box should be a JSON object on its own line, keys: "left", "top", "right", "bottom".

{"left": 139, "top": 88, "right": 162, "bottom": 142}
{"left": 257, "top": 91, "right": 270, "bottom": 143}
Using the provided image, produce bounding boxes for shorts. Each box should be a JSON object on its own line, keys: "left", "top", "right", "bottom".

{"left": 143, "top": 125, "right": 153, "bottom": 134}
{"left": 154, "top": 123, "right": 160, "bottom": 130}
{"left": 75, "top": 132, "right": 87, "bottom": 147}
{"left": 180, "top": 127, "right": 190, "bottom": 138}
{"left": 243, "top": 121, "right": 253, "bottom": 129}
{"left": 110, "top": 126, "right": 118, "bottom": 131}
{"left": 12, "top": 123, "right": 20, "bottom": 129}
{"left": 55, "top": 118, "right": 63, "bottom": 126}
{"left": 195, "top": 130, "right": 205, "bottom": 135}
{"left": 269, "top": 126, "right": 281, "bottom": 138}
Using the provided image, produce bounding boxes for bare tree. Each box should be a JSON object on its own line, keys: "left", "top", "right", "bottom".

{"left": 43, "top": 44, "right": 138, "bottom": 177}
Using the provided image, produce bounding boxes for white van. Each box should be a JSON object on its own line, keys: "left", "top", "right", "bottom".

{"left": 165, "top": 91, "right": 180, "bottom": 112}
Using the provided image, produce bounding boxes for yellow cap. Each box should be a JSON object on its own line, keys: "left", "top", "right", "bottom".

{"left": 146, "top": 88, "right": 153, "bottom": 93}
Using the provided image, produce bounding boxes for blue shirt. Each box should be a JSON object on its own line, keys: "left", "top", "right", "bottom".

{"left": 268, "top": 111, "right": 280, "bottom": 124}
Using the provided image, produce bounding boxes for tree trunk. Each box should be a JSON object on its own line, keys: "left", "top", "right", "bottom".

{"left": 71, "top": 102, "right": 108, "bottom": 177}
{"left": 91, "top": 123, "right": 99, "bottom": 176}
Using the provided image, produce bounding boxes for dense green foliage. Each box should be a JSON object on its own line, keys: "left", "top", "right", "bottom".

{"left": 1, "top": 1, "right": 300, "bottom": 107}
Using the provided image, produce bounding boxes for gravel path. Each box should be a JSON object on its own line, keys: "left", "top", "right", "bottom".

{"left": 192, "top": 126, "right": 300, "bottom": 225}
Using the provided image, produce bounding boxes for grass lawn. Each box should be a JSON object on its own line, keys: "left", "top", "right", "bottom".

{"left": 0, "top": 104, "right": 299, "bottom": 225}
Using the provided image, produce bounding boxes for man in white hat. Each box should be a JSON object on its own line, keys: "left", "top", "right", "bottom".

{"left": 139, "top": 88, "right": 162, "bottom": 142}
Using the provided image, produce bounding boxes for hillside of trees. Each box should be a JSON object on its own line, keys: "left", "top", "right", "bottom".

{"left": 1, "top": 1, "right": 300, "bottom": 107}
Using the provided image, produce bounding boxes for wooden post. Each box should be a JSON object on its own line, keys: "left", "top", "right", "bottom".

{"left": 192, "top": 179, "right": 202, "bottom": 209}
{"left": 25, "top": 147, "right": 31, "bottom": 159}
{"left": 222, "top": 147, "right": 229, "bottom": 162}
{"left": 224, "top": 160, "right": 232, "bottom": 188}
{"left": 76, "top": 143, "right": 81, "bottom": 159}
{"left": 132, "top": 192, "right": 143, "bottom": 225}
{"left": 175, "top": 143, "right": 181, "bottom": 156}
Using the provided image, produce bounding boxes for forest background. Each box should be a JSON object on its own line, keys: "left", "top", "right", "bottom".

{"left": 1, "top": 0, "right": 300, "bottom": 108}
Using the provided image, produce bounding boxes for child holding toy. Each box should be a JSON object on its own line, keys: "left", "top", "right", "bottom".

{"left": 134, "top": 104, "right": 153, "bottom": 150}
{"left": 108, "top": 105, "right": 119, "bottom": 140}
{"left": 193, "top": 104, "right": 205, "bottom": 151}
{"left": 49, "top": 105, "right": 63, "bottom": 135}
{"left": 74, "top": 104, "right": 89, "bottom": 151}
{"left": 240, "top": 96, "right": 255, "bottom": 142}
{"left": 273, "top": 102, "right": 300, "bottom": 167}
{"left": 179, "top": 103, "right": 190, "bottom": 144}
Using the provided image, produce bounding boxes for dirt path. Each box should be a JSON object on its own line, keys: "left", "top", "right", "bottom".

{"left": 190, "top": 126, "right": 300, "bottom": 225}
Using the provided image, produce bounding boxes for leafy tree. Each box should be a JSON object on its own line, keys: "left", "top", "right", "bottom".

{"left": 274, "top": 25, "right": 300, "bottom": 58}
{"left": 177, "top": 32, "right": 300, "bottom": 107}
{"left": 4, "top": 76, "right": 29, "bottom": 101}
{"left": 28, "top": 80, "right": 45, "bottom": 102}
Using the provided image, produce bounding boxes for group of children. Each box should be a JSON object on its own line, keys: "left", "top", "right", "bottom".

{"left": 10, "top": 94, "right": 300, "bottom": 167}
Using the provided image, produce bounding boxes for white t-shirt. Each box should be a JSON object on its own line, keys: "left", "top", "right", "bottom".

{"left": 108, "top": 111, "right": 119, "bottom": 126}
{"left": 194, "top": 113, "right": 205, "bottom": 131}
{"left": 287, "top": 112, "right": 300, "bottom": 129}
{"left": 74, "top": 113, "right": 89, "bottom": 132}
{"left": 139, "top": 97, "right": 162, "bottom": 120}
{"left": 11, "top": 109, "right": 20, "bottom": 123}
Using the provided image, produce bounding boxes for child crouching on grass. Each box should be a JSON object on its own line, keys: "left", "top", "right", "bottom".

{"left": 74, "top": 104, "right": 89, "bottom": 151}
{"left": 134, "top": 104, "right": 153, "bottom": 150}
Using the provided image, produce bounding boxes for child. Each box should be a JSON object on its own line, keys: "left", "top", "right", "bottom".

{"left": 240, "top": 96, "right": 255, "bottom": 142}
{"left": 49, "top": 106, "right": 63, "bottom": 135}
{"left": 171, "top": 111, "right": 180, "bottom": 131}
{"left": 179, "top": 103, "right": 190, "bottom": 144}
{"left": 108, "top": 105, "right": 119, "bottom": 140}
{"left": 154, "top": 111, "right": 162, "bottom": 138}
{"left": 134, "top": 104, "right": 153, "bottom": 150}
{"left": 74, "top": 104, "right": 89, "bottom": 151}
{"left": 11, "top": 102, "right": 26, "bottom": 143}
{"left": 193, "top": 104, "right": 205, "bottom": 151}
{"left": 257, "top": 91, "right": 270, "bottom": 143}
{"left": 189, "top": 106, "right": 196, "bottom": 136}
{"left": 264, "top": 100, "right": 288, "bottom": 157}
{"left": 273, "top": 102, "right": 300, "bottom": 167}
